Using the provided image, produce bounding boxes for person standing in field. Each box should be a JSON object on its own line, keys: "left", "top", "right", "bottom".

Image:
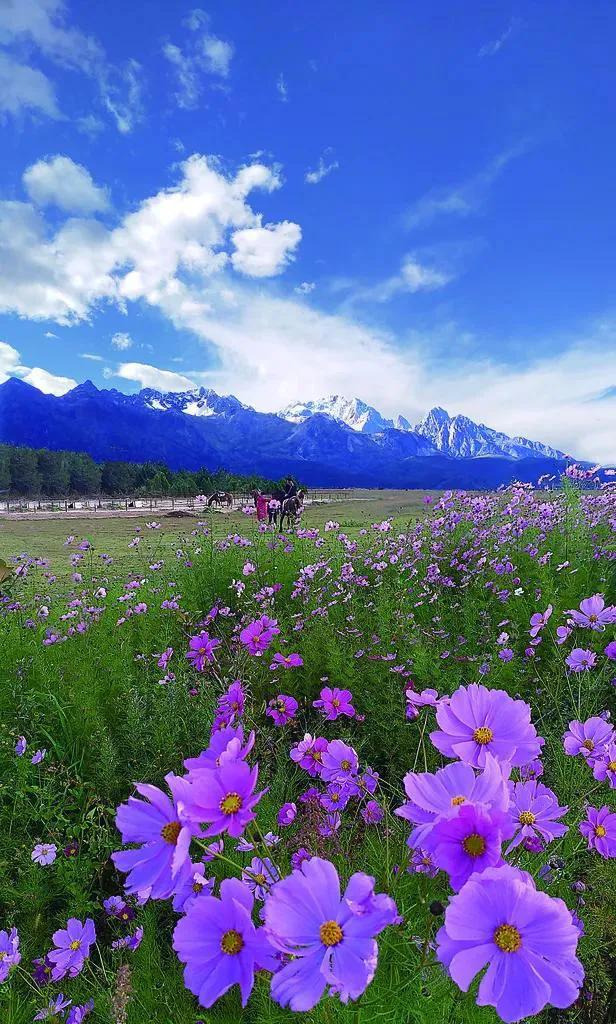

{"left": 252, "top": 489, "right": 268, "bottom": 522}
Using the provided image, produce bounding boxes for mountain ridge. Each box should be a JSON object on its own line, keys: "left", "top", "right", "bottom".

{"left": 0, "top": 377, "right": 575, "bottom": 488}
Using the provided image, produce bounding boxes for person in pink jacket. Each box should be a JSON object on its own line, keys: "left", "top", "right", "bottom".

{"left": 252, "top": 490, "right": 268, "bottom": 522}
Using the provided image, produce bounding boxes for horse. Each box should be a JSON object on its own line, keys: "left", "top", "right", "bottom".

{"left": 279, "top": 489, "right": 305, "bottom": 531}
{"left": 207, "top": 491, "right": 233, "bottom": 508}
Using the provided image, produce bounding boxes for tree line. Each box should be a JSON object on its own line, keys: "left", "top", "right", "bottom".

{"left": 0, "top": 444, "right": 282, "bottom": 498}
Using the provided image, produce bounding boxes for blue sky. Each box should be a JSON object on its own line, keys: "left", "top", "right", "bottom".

{"left": 0, "top": 0, "right": 614, "bottom": 460}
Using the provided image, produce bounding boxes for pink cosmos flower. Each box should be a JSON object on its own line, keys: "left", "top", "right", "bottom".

{"left": 579, "top": 805, "right": 616, "bottom": 858}
{"left": 430, "top": 683, "right": 543, "bottom": 768}
{"left": 185, "top": 631, "right": 220, "bottom": 671}
{"left": 269, "top": 652, "right": 303, "bottom": 670}
{"left": 266, "top": 694, "right": 298, "bottom": 726}
{"left": 563, "top": 717, "right": 614, "bottom": 761}
{"left": 239, "top": 616, "right": 280, "bottom": 656}
{"left": 290, "top": 734, "right": 328, "bottom": 776}
{"left": 312, "top": 686, "right": 355, "bottom": 720}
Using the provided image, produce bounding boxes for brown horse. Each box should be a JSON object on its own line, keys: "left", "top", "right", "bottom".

{"left": 207, "top": 491, "right": 233, "bottom": 508}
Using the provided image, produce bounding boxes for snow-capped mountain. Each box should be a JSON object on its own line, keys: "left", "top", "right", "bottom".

{"left": 415, "top": 407, "right": 565, "bottom": 460}
{"left": 280, "top": 395, "right": 395, "bottom": 435}
{"left": 279, "top": 396, "right": 565, "bottom": 460}
{"left": 0, "top": 378, "right": 574, "bottom": 489}
{"left": 137, "top": 387, "right": 250, "bottom": 419}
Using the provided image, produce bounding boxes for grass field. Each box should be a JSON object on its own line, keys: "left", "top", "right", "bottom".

{"left": 1, "top": 485, "right": 615, "bottom": 1024}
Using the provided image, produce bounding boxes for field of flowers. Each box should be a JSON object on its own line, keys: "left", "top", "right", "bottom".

{"left": 1, "top": 484, "right": 615, "bottom": 1024}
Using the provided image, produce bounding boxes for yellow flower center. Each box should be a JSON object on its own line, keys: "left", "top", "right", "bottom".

{"left": 608, "top": 761, "right": 616, "bottom": 772}
{"left": 494, "top": 924, "right": 522, "bottom": 953}
{"left": 161, "top": 821, "right": 182, "bottom": 844}
{"left": 312, "top": 750, "right": 323, "bottom": 762}
{"left": 462, "top": 833, "right": 486, "bottom": 857}
{"left": 341, "top": 759, "right": 351, "bottom": 770}
{"left": 69, "top": 940, "right": 81, "bottom": 951}
{"left": 330, "top": 792, "right": 340, "bottom": 802}
{"left": 519, "top": 811, "right": 536, "bottom": 825}
{"left": 220, "top": 929, "right": 244, "bottom": 955}
{"left": 220, "top": 792, "right": 243, "bottom": 815}
{"left": 582, "top": 739, "right": 594, "bottom": 751}
{"left": 473, "top": 726, "right": 493, "bottom": 745}
{"left": 589, "top": 614, "right": 598, "bottom": 623}
{"left": 451, "top": 795, "right": 466, "bottom": 806}
{"left": 319, "top": 920, "right": 343, "bottom": 947}
{"left": 254, "top": 873, "right": 267, "bottom": 885}
{"left": 595, "top": 825, "right": 607, "bottom": 838}
{"left": 332, "top": 699, "right": 340, "bottom": 707}
{"left": 0, "top": 952, "right": 6, "bottom": 961}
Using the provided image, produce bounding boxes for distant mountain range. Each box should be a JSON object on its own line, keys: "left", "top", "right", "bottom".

{"left": 0, "top": 377, "right": 574, "bottom": 488}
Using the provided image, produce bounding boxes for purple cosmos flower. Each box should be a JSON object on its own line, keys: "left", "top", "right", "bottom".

{"left": 605, "top": 640, "right": 616, "bottom": 660}
{"left": 112, "top": 775, "right": 194, "bottom": 899}
{"left": 277, "top": 802, "right": 297, "bottom": 826}
{"left": 264, "top": 857, "right": 398, "bottom": 1010}
{"left": 424, "top": 802, "right": 507, "bottom": 891}
{"left": 430, "top": 683, "right": 543, "bottom": 768}
{"left": 103, "top": 896, "right": 134, "bottom": 921}
{"left": 184, "top": 725, "right": 255, "bottom": 776}
{"left": 48, "top": 918, "right": 96, "bottom": 980}
{"left": 32, "top": 955, "right": 54, "bottom": 985}
{"left": 313, "top": 687, "right": 356, "bottom": 720}
{"left": 186, "top": 631, "right": 220, "bottom": 671}
{"left": 14, "top": 736, "right": 26, "bottom": 756}
{"left": 568, "top": 594, "right": 616, "bottom": 631}
{"left": 173, "top": 878, "right": 276, "bottom": 1008}
{"left": 112, "top": 927, "right": 144, "bottom": 951}
{"left": 179, "top": 759, "right": 266, "bottom": 838}
{"left": 291, "top": 847, "right": 312, "bottom": 870}
{"left": 239, "top": 616, "right": 280, "bottom": 655}
{"left": 505, "top": 781, "right": 568, "bottom": 853}
{"left": 566, "top": 648, "right": 597, "bottom": 672}
{"left": 405, "top": 687, "right": 440, "bottom": 719}
{"left": 556, "top": 625, "right": 572, "bottom": 644}
{"left": 320, "top": 783, "right": 352, "bottom": 812}
{"left": 172, "top": 863, "right": 214, "bottom": 913}
{"left": 498, "top": 648, "right": 514, "bottom": 662}
{"left": 266, "top": 694, "right": 298, "bottom": 726}
{"left": 290, "top": 734, "right": 328, "bottom": 776}
{"left": 592, "top": 742, "right": 616, "bottom": 787}
{"left": 436, "top": 865, "right": 583, "bottom": 1022}
{"left": 395, "top": 753, "right": 510, "bottom": 848}
{"left": 563, "top": 717, "right": 614, "bottom": 760}
{"left": 361, "top": 800, "right": 384, "bottom": 824}
{"left": 579, "top": 805, "right": 616, "bottom": 858}
{"left": 242, "top": 856, "right": 280, "bottom": 900}
{"left": 518, "top": 758, "right": 544, "bottom": 781}
{"left": 31, "top": 749, "right": 46, "bottom": 764}
{"left": 31, "top": 843, "right": 57, "bottom": 866}
{"left": 529, "top": 604, "right": 552, "bottom": 637}
{"left": 34, "top": 993, "right": 72, "bottom": 1020}
{"left": 213, "top": 681, "right": 245, "bottom": 727}
{"left": 0, "top": 927, "right": 20, "bottom": 981}
{"left": 320, "top": 739, "right": 359, "bottom": 783}
{"left": 66, "top": 1000, "right": 94, "bottom": 1024}
{"left": 407, "top": 848, "right": 438, "bottom": 877}
{"left": 269, "top": 652, "right": 303, "bottom": 670}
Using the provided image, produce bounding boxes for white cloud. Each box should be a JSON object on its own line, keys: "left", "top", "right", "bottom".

{"left": 0, "top": 339, "right": 75, "bottom": 394}
{"left": 111, "top": 331, "right": 133, "bottom": 351}
{"left": 21, "top": 365, "right": 76, "bottom": 394}
{"left": 343, "top": 255, "right": 453, "bottom": 304}
{"left": 116, "top": 362, "right": 196, "bottom": 392}
{"left": 399, "top": 258, "right": 452, "bottom": 293}
{"left": 478, "top": 19, "right": 520, "bottom": 58}
{"left": 76, "top": 113, "right": 105, "bottom": 137}
{"left": 44, "top": 330, "right": 58, "bottom": 338}
{"left": 231, "top": 221, "right": 301, "bottom": 277}
{"left": 404, "top": 145, "right": 527, "bottom": 229}
{"left": 164, "top": 12, "right": 233, "bottom": 109}
{"left": 23, "top": 155, "right": 110, "bottom": 214}
{"left": 0, "top": 0, "right": 103, "bottom": 74}
{"left": 1, "top": 151, "right": 614, "bottom": 462}
{"left": 305, "top": 153, "right": 339, "bottom": 185}
{"left": 276, "top": 73, "right": 288, "bottom": 102}
{"left": 0, "top": 53, "right": 60, "bottom": 119}
{"left": 295, "top": 281, "right": 316, "bottom": 294}
{"left": 101, "top": 59, "right": 144, "bottom": 134}
{"left": 79, "top": 352, "right": 104, "bottom": 361}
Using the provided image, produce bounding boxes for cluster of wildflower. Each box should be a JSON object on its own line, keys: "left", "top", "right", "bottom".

{"left": 111, "top": 717, "right": 399, "bottom": 1012}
